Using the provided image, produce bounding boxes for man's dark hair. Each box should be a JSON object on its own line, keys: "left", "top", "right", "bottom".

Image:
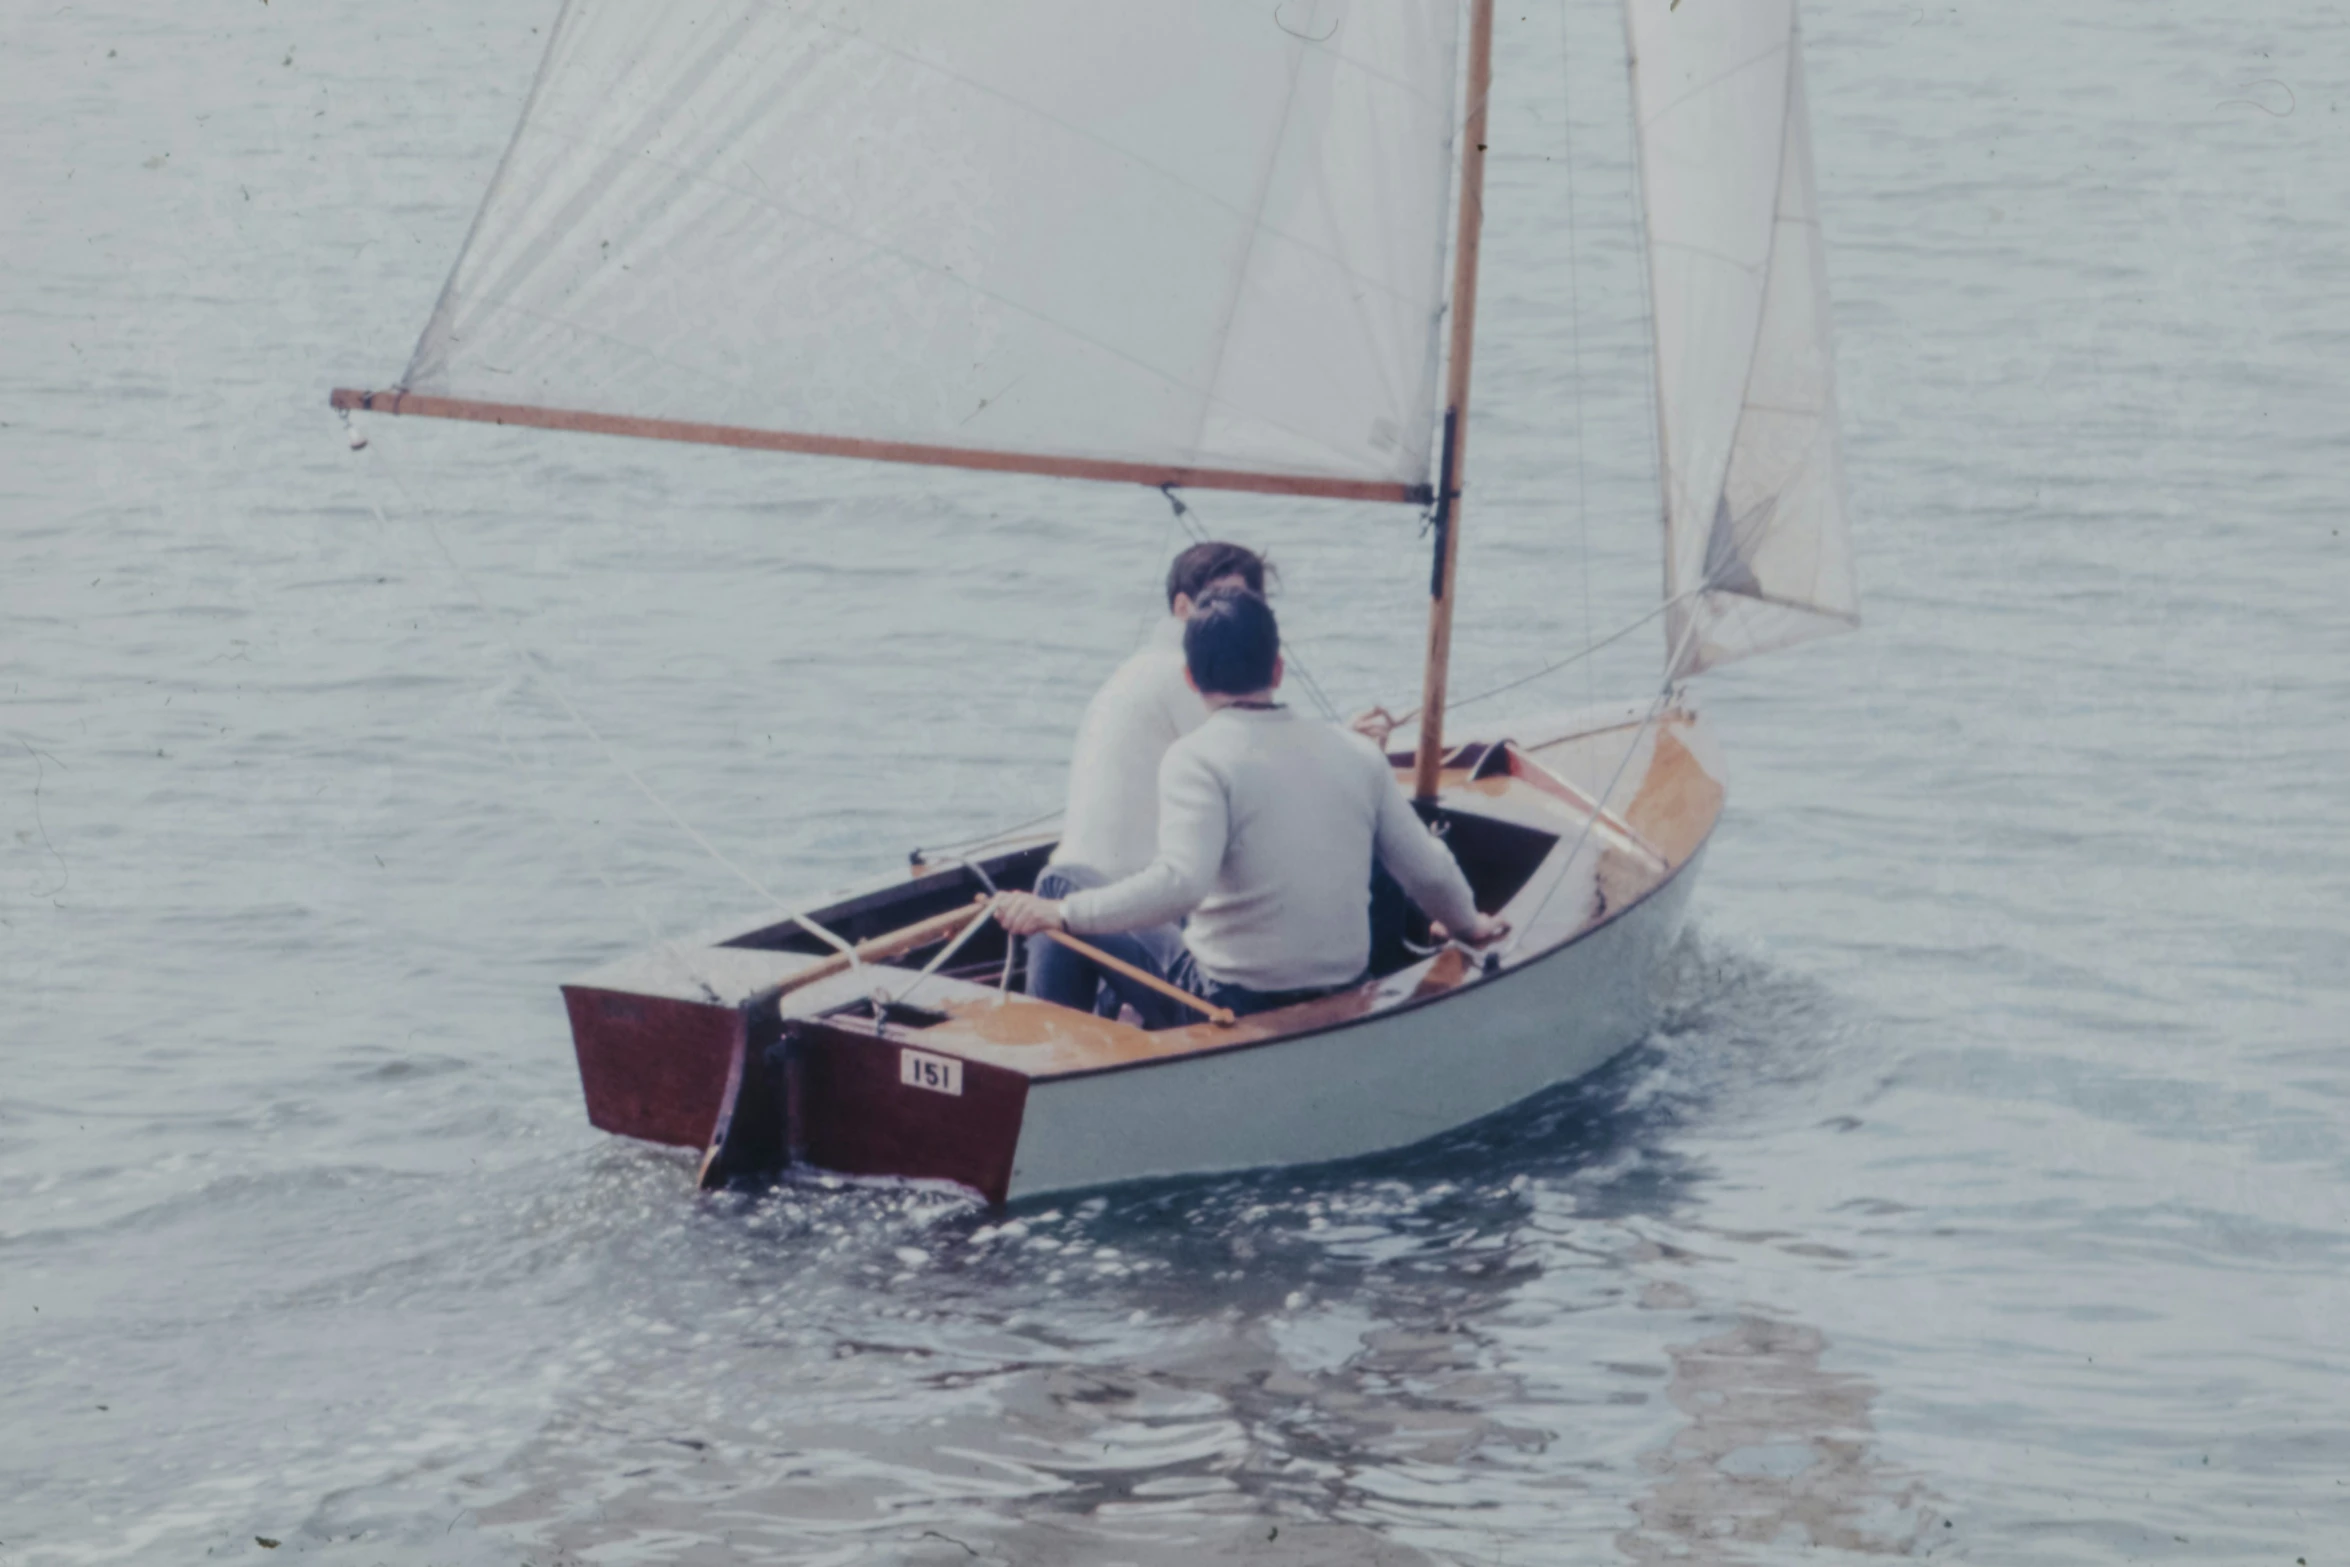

{"left": 1183, "top": 586, "right": 1281, "bottom": 697}
{"left": 1165, "top": 540, "right": 1267, "bottom": 608}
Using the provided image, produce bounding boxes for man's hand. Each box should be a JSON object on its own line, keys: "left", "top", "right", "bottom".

{"left": 992, "top": 891, "right": 1068, "bottom": 937}
{"left": 1350, "top": 706, "right": 1402, "bottom": 749}
{"left": 1429, "top": 912, "right": 1511, "bottom": 947}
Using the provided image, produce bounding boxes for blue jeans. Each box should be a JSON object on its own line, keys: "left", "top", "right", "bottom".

{"left": 1027, "top": 868, "right": 1190, "bottom": 1027}
{"left": 1027, "top": 868, "right": 1356, "bottom": 1030}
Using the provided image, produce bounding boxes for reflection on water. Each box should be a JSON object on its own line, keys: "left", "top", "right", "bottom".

{"left": 275, "top": 932, "right": 1877, "bottom": 1566}
{"left": 1622, "top": 1313, "right": 1929, "bottom": 1562}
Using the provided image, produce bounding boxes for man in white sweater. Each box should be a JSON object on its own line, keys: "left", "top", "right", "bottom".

{"left": 1025, "top": 543, "right": 1267, "bottom": 1014}
{"left": 1000, "top": 587, "right": 1506, "bottom": 1025}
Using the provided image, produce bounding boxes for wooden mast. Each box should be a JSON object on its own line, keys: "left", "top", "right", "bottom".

{"left": 1412, "top": 0, "right": 1498, "bottom": 801}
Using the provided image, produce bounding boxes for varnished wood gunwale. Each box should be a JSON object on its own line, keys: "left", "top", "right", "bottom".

{"left": 826, "top": 714, "right": 1725, "bottom": 1084}
{"left": 944, "top": 800, "right": 1714, "bottom": 1088}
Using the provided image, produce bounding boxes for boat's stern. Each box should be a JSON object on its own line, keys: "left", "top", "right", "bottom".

{"left": 782, "top": 1017, "right": 1033, "bottom": 1204}
{"left": 559, "top": 941, "right": 829, "bottom": 1149}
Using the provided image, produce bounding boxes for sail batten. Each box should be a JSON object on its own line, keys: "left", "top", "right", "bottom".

{"left": 1629, "top": 0, "right": 1857, "bottom": 679}
{"left": 399, "top": 0, "right": 1468, "bottom": 493}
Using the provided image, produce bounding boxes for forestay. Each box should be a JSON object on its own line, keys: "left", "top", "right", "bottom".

{"left": 1628, "top": 0, "right": 1858, "bottom": 677}
{"left": 402, "top": 0, "right": 1465, "bottom": 496}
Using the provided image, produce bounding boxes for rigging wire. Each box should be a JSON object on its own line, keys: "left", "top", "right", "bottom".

{"left": 926, "top": 566, "right": 1702, "bottom": 860}
{"left": 1137, "top": 479, "right": 1188, "bottom": 647}
{"left": 1512, "top": 609, "right": 1704, "bottom": 942}
{"left": 1446, "top": 587, "right": 1698, "bottom": 717}
{"left": 1372, "top": 586, "right": 1698, "bottom": 732}
{"left": 917, "top": 578, "right": 1699, "bottom": 865}
{"left": 915, "top": 804, "right": 1064, "bottom": 860}
{"left": 925, "top": 477, "right": 1381, "bottom": 860}
{"left": 361, "top": 415, "right": 1697, "bottom": 914}
{"left": 359, "top": 487, "right": 726, "bottom": 1001}
{"left": 363, "top": 445, "right": 861, "bottom": 964}
{"left": 1158, "top": 485, "right": 1343, "bottom": 722}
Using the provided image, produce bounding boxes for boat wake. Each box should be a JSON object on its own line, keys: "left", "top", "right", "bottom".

{"left": 191, "top": 925, "right": 1880, "bottom": 1566}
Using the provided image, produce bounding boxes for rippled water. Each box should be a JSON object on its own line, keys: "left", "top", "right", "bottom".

{"left": 6, "top": 0, "right": 2347, "bottom": 1562}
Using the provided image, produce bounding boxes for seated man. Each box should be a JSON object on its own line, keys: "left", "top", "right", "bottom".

{"left": 1027, "top": 541, "right": 1268, "bottom": 1014}
{"left": 999, "top": 586, "right": 1506, "bottom": 1025}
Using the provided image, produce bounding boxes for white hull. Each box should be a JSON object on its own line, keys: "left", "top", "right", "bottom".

{"left": 1005, "top": 848, "right": 1700, "bottom": 1199}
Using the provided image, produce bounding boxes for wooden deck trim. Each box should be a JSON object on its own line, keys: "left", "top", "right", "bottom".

{"left": 918, "top": 723, "right": 1725, "bottom": 1083}
{"left": 328, "top": 389, "right": 1432, "bottom": 505}
{"left": 1504, "top": 746, "right": 1671, "bottom": 870}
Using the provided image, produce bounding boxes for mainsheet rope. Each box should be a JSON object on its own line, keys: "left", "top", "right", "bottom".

{"left": 360, "top": 487, "right": 728, "bottom": 1002}
{"left": 359, "top": 438, "right": 861, "bottom": 965}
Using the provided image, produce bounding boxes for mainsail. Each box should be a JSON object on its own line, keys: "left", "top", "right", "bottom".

{"left": 390, "top": 0, "right": 1466, "bottom": 501}
{"left": 1628, "top": 0, "right": 1858, "bottom": 677}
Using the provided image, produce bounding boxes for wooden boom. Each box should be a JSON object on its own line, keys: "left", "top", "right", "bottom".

{"left": 328, "top": 389, "right": 1429, "bottom": 507}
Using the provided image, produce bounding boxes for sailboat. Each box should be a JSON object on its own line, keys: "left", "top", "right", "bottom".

{"left": 332, "top": 0, "right": 1856, "bottom": 1204}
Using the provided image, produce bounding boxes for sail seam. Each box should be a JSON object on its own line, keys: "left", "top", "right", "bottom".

{"left": 419, "top": 6, "right": 786, "bottom": 381}
{"left": 1189, "top": 11, "right": 1321, "bottom": 465}
{"left": 406, "top": 0, "right": 588, "bottom": 387}
{"left": 798, "top": 8, "right": 1438, "bottom": 300}
{"left": 414, "top": 2, "right": 1461, "bottom": 492}
{"left": 1634, "top": 37, "right": 1787, "bottom": 129}
{"left": 1648, "top": 238, "right": 1769, "bottom": 276}
{"left": 441, "top": 208, "right": 1383, "bottom": 480}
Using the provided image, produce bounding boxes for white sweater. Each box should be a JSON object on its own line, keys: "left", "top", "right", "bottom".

{"left": 1064, "top": 705, "right": 1482, "bottom": 992}
{"left": 1049, "top": 617, "right": 1209, "bottom": 882}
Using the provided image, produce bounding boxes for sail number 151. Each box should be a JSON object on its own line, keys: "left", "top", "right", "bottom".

{"left": 899, "top": 1048, "right": 963, "bottom": 1097}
